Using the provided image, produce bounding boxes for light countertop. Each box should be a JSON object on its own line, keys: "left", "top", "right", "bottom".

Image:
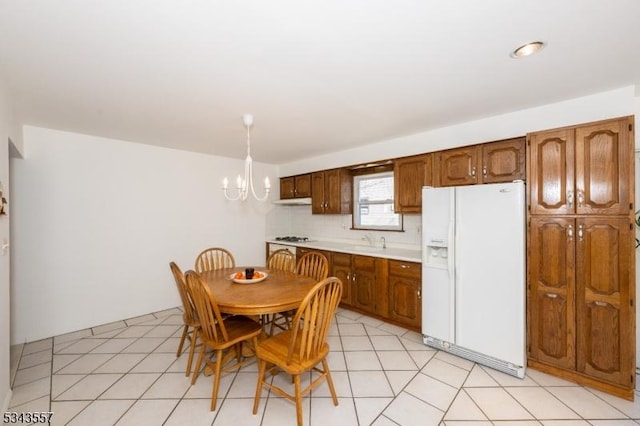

{"left": 267, "top": 239, "right": 421, "bottom": 263}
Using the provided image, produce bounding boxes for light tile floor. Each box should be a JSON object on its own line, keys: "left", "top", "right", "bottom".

{"left": 8, "top": 307, "right": 640, "bottom": 425}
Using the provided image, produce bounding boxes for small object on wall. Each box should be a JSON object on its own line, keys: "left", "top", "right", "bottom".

{"left": 0, "top": 180, "right": 7, "bottom": 216}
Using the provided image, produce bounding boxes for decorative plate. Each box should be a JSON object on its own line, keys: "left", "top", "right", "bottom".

{"left": 230, "top": 271, "right": 268, "bottom": 284}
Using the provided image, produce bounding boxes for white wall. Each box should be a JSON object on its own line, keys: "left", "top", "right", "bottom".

{"left": 0, "top": 75, "right": 17, "bottom": 411}
{"left": 279, "top": 86, "right": 637, "bottom": 176}
{"left": 10, "top": 126, "right": 278, "bottom": 343}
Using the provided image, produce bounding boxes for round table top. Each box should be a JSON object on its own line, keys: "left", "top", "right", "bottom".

{"left": 199, "top": 267, "right": 317, "bottom": 316}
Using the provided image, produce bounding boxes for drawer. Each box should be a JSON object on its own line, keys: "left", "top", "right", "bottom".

{"left": 389, "top": 260, "right": 421, "bottom": 279}
{"left": 332, "top": 252, "right": 352, "bottom": 267}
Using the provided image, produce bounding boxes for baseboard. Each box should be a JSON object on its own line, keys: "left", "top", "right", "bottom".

{"left": 2, "top": 388, "right": 13, "bottom": 413}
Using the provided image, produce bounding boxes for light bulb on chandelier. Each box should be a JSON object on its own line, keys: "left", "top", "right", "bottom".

{"left": 222, "top": 114, "right": 271, "bottom": 201}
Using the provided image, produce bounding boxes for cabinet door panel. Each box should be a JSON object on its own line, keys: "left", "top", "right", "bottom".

{"left": 352, "top": 256, "right": 376, "bottom": 314}
{"left": 576, "top": 217, "right": 634, "bottom": 386}
{"left": 280, "top": 177, "right": 295, "bottom": 199}
{"left": 295, "top": 174, "right": 312, "bottom": 197}
{"left": 394, "top": 154, "right": 432, "bottom": 213}
{"left": 388, "top": 275, "right": 421, "bottom": 328}
{"left": 311, "top": 172, "right": 325, "bottom": 213}
{"left": 332, "top": 253, "right": 352, "bottom": 305}
{"left": 528, "top": 129, "right": 575, "bottom": 215}
{"left": 482, "top": 137, "right": 525, "bottom": 183}
{"left": 436, "top": 147, "right": 479, "bottom": 186}
{"left": 575, "top": 118, "right": 632, "bottom": 215}
{"left": 528, "top": 217, "right": 576, "bottom": 369}
{"left": 324, "top": 169, "right": 342, "bottom": 213}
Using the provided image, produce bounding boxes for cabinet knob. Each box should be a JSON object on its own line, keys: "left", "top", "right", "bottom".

{"left": 567, "top": 225, "right": 573, "bottom": 240}
{"left": 578, "top": 224, "right": 583, "bottom": 241}
{"left": 400, "top": 264, "right": 410, "bottom": 269}
{"left": 546, "top": 293, "right": 558, "bottom": 299}
{"left": 567, "top": 190, "right": 574, "bottom": 208}
{"left": 577, "top": 190, "right": 584, "bottom": 207}
{"left": 594, "top": 301, "right": 607, "bottom": 307}
{"left": 470, "top": 167, "right": 476, "bottom": 177}
{"left": 482, "top": 166, "right": 487, "bottom": 176}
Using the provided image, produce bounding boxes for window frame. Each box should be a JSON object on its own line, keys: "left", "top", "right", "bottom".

{"left": 352, "top": 170, "right": 403, "bottom": 231}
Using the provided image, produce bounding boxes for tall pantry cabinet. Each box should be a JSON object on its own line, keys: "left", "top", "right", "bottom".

{"left": 527, "top": 116, "right": 636, "bottom": 399}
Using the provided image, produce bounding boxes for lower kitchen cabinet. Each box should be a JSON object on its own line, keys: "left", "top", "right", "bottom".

{"left": 296, "top": 247, "right": 331, "bottom": 266}
{"left": 528, "top": 216, "right": 635, "bottom": 398}
{"left": 351, "top": 255, "right": 380, "bottom": 314}
{"left": 388, "top": 260, "right": 422, "bottom": 329}
{"left": 329, "top": 251, "right": 421, "bottom": 331}
{"left": 331, "top": 252, "right": 352, "bottom": 305}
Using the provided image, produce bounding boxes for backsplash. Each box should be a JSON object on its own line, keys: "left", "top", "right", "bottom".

{"left": 266, "top": 205, "right": 422, "bottom": 249}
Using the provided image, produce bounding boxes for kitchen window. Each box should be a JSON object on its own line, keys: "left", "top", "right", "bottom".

{"left": 353, "top": 171, "right": 403, "bottom": 231}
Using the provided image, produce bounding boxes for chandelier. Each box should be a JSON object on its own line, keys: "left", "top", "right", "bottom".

{"left": 222, "top": 114, "right": 271, "bottom": 201}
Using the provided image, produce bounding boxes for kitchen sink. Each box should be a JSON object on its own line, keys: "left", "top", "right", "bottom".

{"left": 343, "top": 245, "right": 386, "bottom": 253}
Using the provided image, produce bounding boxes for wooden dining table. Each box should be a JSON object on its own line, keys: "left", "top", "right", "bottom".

{"left": 199, "top": 266, "right": 317, "bottom": 316}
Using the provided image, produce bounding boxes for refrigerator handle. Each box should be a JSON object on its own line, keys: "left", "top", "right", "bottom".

{"left": 447, "top": 219, "right": 454, "bottom": 278}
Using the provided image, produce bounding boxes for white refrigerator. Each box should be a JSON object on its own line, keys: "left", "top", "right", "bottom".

{"left": 421, "top": 181, "right": 526, "bottom": 378}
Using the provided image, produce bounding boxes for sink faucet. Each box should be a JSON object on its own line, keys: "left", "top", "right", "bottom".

{"left": 380, "top": 236, "right": 386, "bottom": 249}
{"left": 362, "top": 234, "right": 374, "bottom": 247}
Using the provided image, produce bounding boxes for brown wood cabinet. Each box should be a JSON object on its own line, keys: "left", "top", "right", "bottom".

{"left": 351, "top": 255, "right": 378, "bottom": 314}
{"left": 528, "top": 216, "right": 635, "bottom": 391}
{"left": 528, "top": 216, "right": 576, "bottom": 370}
{"left": 393, "top": 154, "right": 433, "bottom": 214}
{"left": 434, "top": 137, "right": 525, "bottom": 187}
{"left": 388, "top": 260, "right": 421, "bottom": 329}
{"left": 576, "top": 217, "right": 634, "bottom": 387}
{"left": 529, "top": 117, "right": 633, "bottom": 216}
{"left": 295, "top": 247, "right": 331, "bottom": 264}
{"left": 526, "top": 115, "right": 635, "bottom": 400}
{"left": 332, "top": 252, "right": 352, "bottom": 305}
{"left": 311, "top": 169, "right": 352, "bottom": 214}
{"left": 329, "top": 251, "right": 421, "bottom": 330}
{"left": 482, "top": 137, "right": 526, "bottom": 183}
{"left": 279, "top": 174, "right": 311, "bottom": 199}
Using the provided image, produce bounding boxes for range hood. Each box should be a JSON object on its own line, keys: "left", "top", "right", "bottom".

{"left": 272, "top": 197, "right": 312, "bottom": 206}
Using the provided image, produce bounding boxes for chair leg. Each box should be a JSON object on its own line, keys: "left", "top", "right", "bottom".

{"left": 176, "top": 324, "right": 188, "bottom": 357}
{"left": 268, "top": 314, "right": 276, "bottom": 336}
{"left": 322, "top": 358, "right": 339, "bottom": 406}
{"left": 293, "top": 373, "right": 303, "bottom": 426}
{"left": 191, "top": 342, "right": 206, "bottom": 385}
{"left": 253, "top": 358, "right": 267, "bottom": 414}
{"left": 234, "top": 343, "right": 242, "bottom": 363}
{"left": 211, "top": 349, "right": 223, "bottom": 411}
{"left": 185, "top": 328, "right": 198, "bottom": 377}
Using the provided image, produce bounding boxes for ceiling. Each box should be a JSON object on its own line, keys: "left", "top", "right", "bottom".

{"left": 1, "top": 0, "right": 639, "bottom": 164}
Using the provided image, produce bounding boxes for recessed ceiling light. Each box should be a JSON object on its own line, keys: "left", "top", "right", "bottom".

{"left": 510, "top": 41, "right": 545, "bottom": 58}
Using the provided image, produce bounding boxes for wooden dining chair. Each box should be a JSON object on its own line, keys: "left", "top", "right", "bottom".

{"left": 169, "top": 261, "right": 201, "bottom": 377}
{"left": 295, "top": 251, "right": 329, "bottom": 282}
{"left": 185, "top": 270, "right": 262, "bottom": 411}
{"left": 253, "top": 277, "right": 343, "bottom": 426}
{"left": 194, "top": 247, "right": 236, "bottom": 273}
{"left": 267, "top": 248, "right": 296, "bottom": 273}
{"left": 269, "top": 251, "right": 329, "bottom": 335}
{"left": 263, "top": 248, "right": 297, "bottom": 331}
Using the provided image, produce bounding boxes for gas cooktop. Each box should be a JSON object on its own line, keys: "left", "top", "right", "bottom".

{"left": 274, "top": 236, "right": 311, "bottom": 242}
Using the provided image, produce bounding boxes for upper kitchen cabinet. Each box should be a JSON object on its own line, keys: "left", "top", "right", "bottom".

{"left": 394, "top": 153, "right": 433, "bottom": 213}
{"left": 434, "top": 137, "right": 525, "bottom": 187}
{"left": 528, "top": 116, "right": 634, "bottom": 216}
{"left": 434, "top": 146, "right": 479, "bottom": 186}
{"left": 311, "top": 168, "right": 352, "bottom": 214}
{"left": 482, "top": 137, "right": 526, "bottom": 183}
{"left": 279, "top": 173, "right": 312, "bottom": 199}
